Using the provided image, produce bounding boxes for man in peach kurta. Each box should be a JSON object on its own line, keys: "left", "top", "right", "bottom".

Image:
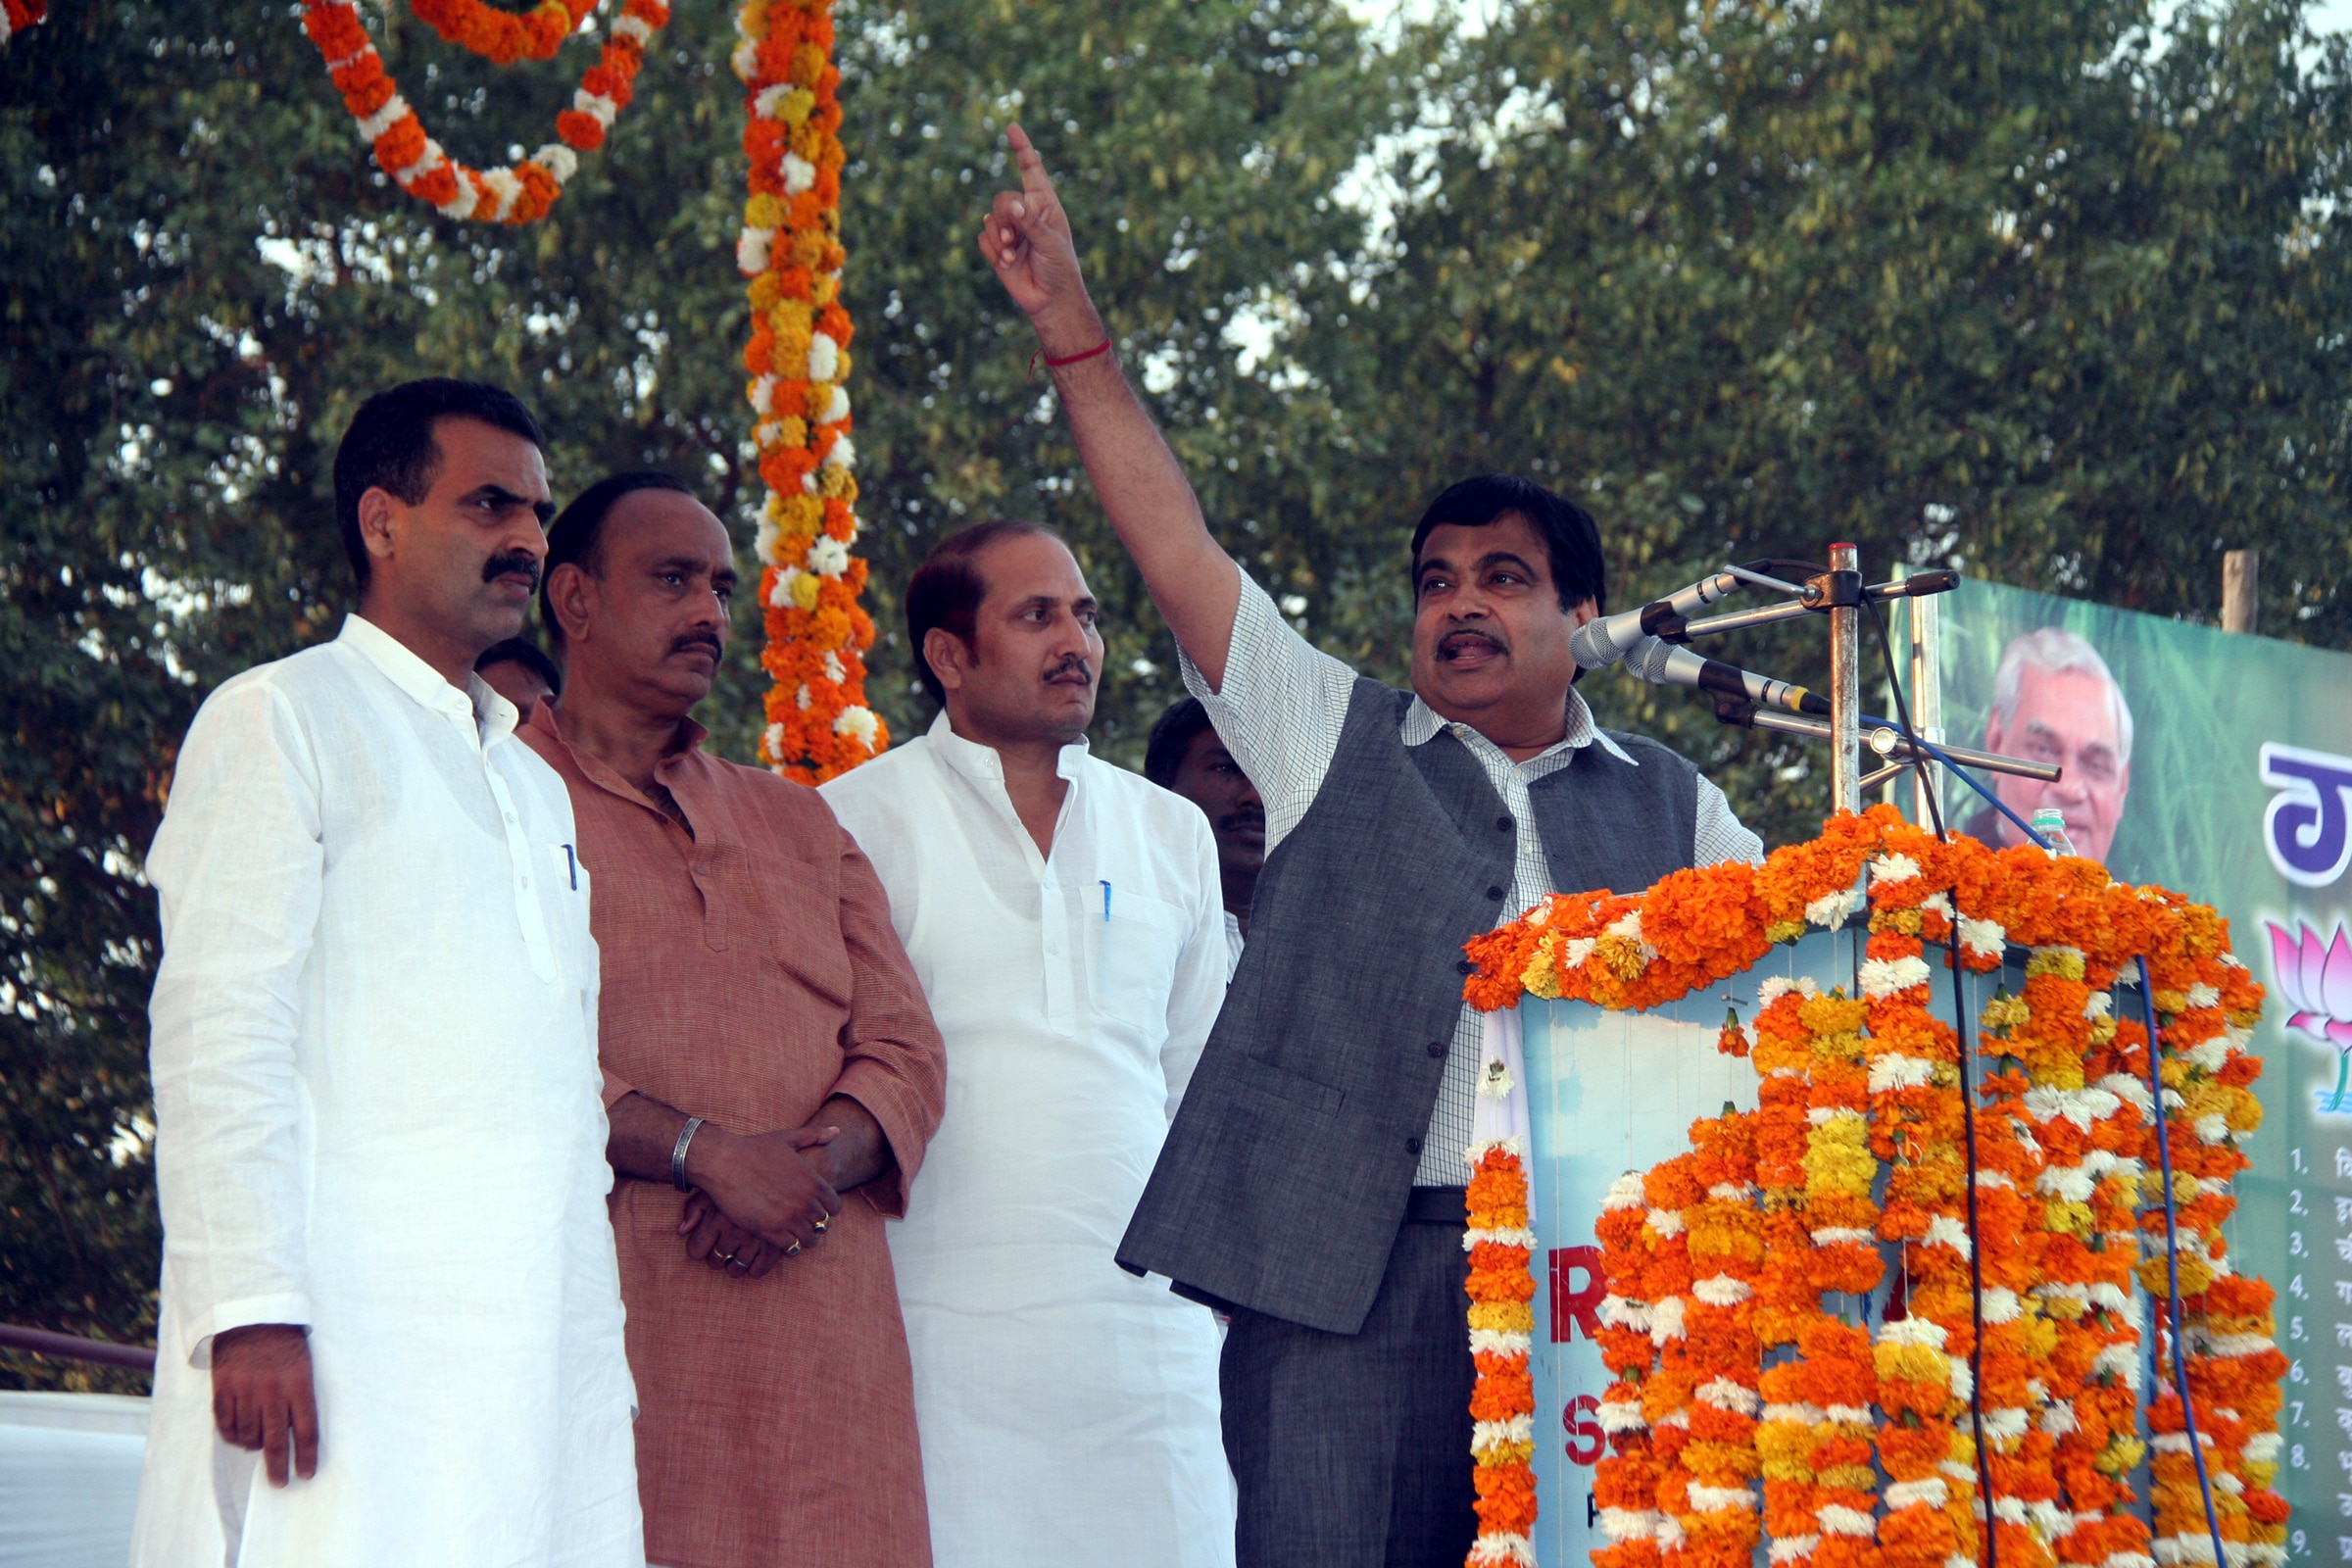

{"left": 518, "top": 470, "right": 948, "bottom": 1568}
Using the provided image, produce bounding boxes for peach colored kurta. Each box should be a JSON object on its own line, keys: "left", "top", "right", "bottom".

{"left": 521, "top": 704, "right": 946, "bottom": 1568}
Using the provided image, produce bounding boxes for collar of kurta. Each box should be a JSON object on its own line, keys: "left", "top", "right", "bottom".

{"left": 338, "top": 612, "right": 517, "bottom": 744}
{"left": 526, "top": 699, "right": 710, "bottom": 821}
{"left": 923, "top": 708, "right": 1091, "bottom": 784}
{"left": 1398, "top": 685, "right": 1637, "bottom": 769}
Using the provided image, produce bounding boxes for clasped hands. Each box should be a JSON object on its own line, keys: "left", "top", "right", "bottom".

{"left": 675, "top": 1118, "right": 846, "bottom": 1280}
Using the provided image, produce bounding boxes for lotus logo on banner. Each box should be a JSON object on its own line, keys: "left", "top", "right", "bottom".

{"left": 2261, "top": 742, "right": 2352, "bottom": 887}
{"left": 2266, "top": 918, "right": 2352, "bottom": 1111}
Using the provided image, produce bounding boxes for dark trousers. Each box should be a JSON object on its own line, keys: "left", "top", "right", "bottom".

{"left": 1220, "top": 1192, "right": 1477, "bottom": 1568}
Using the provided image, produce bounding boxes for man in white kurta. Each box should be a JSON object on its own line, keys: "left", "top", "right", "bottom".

{"left": 131, "top": 381, "right": 642, "bottom": 1568}
{"left": 820, "top": 520, "right": 1233, "bottom": 1568}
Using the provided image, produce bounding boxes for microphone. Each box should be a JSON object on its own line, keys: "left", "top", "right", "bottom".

{"left": 1625, "top": 636, "right": 1831, "bottom": 716}
{"left": 1569, "top": 571, "right": 1743, "bottom": 670}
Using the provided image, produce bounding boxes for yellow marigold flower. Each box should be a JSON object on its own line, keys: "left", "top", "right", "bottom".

{"left": 1519, "top": 945, "right": 1560, "bottom": 1000}
{"left": 1874, "top": 1343, "right": 1949, "bottom": 1384}
{"left": 812, "top": 273, "right": 840, "bottom": 306}
{"left": 777, "top": 493, "right": 822, "bottom": 532}
{"left": 777, "top": 87, "right": 817, "bottom": 125}
{"left": 2041, "top": 1203, "right": 2097, "bottom": 1241}
{"left": 1766, "top": 919, "right": 1805, "bottom": 945}
{"left": 2026, "top": 946, "right": 2087, "bottom": 980}
{"left": 789, "top": 571, "right": 822, "bottom": 612}
{"left": 817, "top": 466, "right": 858, "bottom": 502}
{"left": 1468, "top": 1300, "right": 1535, "bottom": 1334}
{"left": 2097, "top": 1436, "right": 2147, "bottom": 1474}
{"left": 790, "top": 41, "right": 826, "bottom": 84}
{"left": 769, "top": 298, "right": 815, "bottom": 335}
{"left": 737, "top": 0, "right": 768, "bottom": 39}
{"left": 745, "top": 193, "right": 784, "bottom": 228}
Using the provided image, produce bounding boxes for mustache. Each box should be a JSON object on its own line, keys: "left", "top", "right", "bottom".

{"left": 1215, "top": 808, "right": 1265, "bottom": 835}
{"left": 483, "top": 549, "right": 542, "bottom": 588}
{"left": 670, "top": 630, "right": 723, "bottom": 659}
{"left": 1439, "top": 627, "right": 1507, "bottom": 657}
{"left": 1043, "top": 655, "right": 1094, "bottom": 685}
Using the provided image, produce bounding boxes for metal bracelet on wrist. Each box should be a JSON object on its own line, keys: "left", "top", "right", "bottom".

{"left": 670, "top": 1115, "right": 706, "bottom": 1193}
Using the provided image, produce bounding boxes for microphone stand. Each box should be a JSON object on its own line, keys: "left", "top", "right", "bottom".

{"left": 1631, "top": 550, "right": 2057, "bottom": 814}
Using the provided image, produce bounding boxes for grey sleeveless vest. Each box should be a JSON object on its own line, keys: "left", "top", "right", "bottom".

{"left": 1115, "top": 677, "right": 1701, "bottom": 1335}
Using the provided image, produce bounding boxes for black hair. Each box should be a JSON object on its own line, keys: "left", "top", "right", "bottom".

{"left": 1406, "top": 473, "right": 1608, "bottom": 616}
{"left": 905, "top": 519, "right": 1061, "bottom": 706}
{"left": 475, "top": 637, "right": 563, "bottom": 698}
{"left": 1144, "top": 697, "right": 1218, "bottom": 788}
{"left": 538, "top": 470, "right": 697, "bottom": 650}
{"left": 332, "top": 378, "right": 547, "bottom": 596}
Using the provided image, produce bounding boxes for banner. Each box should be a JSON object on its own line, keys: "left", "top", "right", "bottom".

{"left": 1936, "top": 579, "right": 2352, "bottom": 1559}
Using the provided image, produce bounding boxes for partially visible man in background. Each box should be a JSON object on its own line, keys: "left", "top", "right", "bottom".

{"left": 1965, "top": 625, "right": 2134, "bottom": 863}
{"left": 523, "top": 469, "right": 946, "bottom": 1568}
{"left": 1145, "top": 695, "right": 1264, "bottom": 977}
{"left": 132, "top": 379, "right": 642, "bottom": 1568}
{"left": 475, "top": 635, "right": 563, "bottom": 716}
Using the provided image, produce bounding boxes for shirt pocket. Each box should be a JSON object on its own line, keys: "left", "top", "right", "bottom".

{"left": 1085, "top": 886, "right": 1189, "bottom": 1035}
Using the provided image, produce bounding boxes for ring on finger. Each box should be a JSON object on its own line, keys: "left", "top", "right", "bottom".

{"left": 811, "top": 1217, "right": 827, "bottom": 1234}
{"left": 711, "top": 1250, "right": 736, "bottom": 1265}
{"left": 785, "top": 1240, "right": 803, "bottom": 1257}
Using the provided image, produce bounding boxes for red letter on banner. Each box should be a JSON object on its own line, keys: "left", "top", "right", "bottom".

{"left": 1550, "top": 1245, "right": 1602, "bottom": 1343}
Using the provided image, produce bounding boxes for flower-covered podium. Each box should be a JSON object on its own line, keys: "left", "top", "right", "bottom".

{"left": 1456, "top": 808, "right": 2287, "bottom": 1568}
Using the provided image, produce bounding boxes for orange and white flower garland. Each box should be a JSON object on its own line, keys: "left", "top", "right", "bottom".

{"left": 2134, "top": 914, "right": 2286, "bottom": 1568}
{"left": 1460, "top": 806, "right": 2288, "bottom": 1568}
{"left": 0, "top": 0, "right": 47, "bottom": 47}
{"left": 298, "top": 0, "right": 669, "bottom": 224}
{"left": 732, "top": 0, "right": 884, "bottom": 782}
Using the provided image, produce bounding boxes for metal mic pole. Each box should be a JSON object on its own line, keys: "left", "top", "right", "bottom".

{"left": 1828, "top": 541, "right": 1862, "bottom": 814}
{"left": 1908, "top": 576, "right": 1944, "bottom": 828}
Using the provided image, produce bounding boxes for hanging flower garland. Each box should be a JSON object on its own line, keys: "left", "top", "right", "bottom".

{"left": 1461, "top": 806, "right": 2288, "bottom": 1568}
{"left": 1466, "top": 1137, "right": 1539, "bottom": 1568}
{"left": 731, "top": 0, "right": 884, "bottom": 782}
{"left": 0, "top": 0, "right": 46, "bottom": 47}
{"left": 298, "top": 0, "right": 669, "bottom": 225}
{"left": 1595, "top": 1169, "right": 1668, "bottom": 1568}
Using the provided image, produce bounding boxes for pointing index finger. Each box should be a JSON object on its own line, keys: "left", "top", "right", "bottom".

{"left": 1006, "top": 122, "right": 1055, "bottom": 203}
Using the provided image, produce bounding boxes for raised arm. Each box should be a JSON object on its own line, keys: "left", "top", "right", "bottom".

{"left": 980, "top": 123, "right": 1244, "bottom": 689}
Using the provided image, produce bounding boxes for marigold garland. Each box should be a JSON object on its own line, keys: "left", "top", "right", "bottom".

{"left": 730, "top": 0, "right": 884, "bottom": 782}
{"left": 0, "top": 0, "right": 47, "bottom": 47}
{"left": 410, "top": 0, "right": 581, "bottom": 64}
{"left": 1467, "top": 1138, "right": 1540, "bottom": 1568}
{"left": 298, "top": 0, "right": 668, "bottom": 224}
{"left": 1462, "top": 805, "right": 2287, "bottom": 1568}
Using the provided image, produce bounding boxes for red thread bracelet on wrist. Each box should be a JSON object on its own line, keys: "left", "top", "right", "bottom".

{"left": 1028, "top": 338, "right": 1114, "bottom": 379}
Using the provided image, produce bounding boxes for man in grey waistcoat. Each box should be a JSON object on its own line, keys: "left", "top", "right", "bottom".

{"left": 976, "top": 126, "right": 1766, "bottom": 1566}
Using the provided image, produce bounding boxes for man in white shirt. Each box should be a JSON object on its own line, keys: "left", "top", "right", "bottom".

{"left": 131, "top": 379, "right": 643, "bottom": 1568}
{"left": 819, "top": 519, "right": 1234, "bottom": 1568}
{"left": 975, "top": 130, "right": 1764, "bottom": 1567}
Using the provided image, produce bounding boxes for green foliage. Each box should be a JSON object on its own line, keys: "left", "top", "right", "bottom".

{"left": 4, "top": 0, "right": 2349, "bottom": 1385}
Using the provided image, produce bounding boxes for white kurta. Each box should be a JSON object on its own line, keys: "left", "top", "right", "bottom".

{"left": 820, "top": 713, "right": 1235, "bottom": 1568}
{"left": 131, "top": 615, "right": 643, "bottom": 1568}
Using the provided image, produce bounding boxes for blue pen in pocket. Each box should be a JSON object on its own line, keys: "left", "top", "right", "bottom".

{"left": 1101, "top": 880, "right": 1112, "bottom": 922}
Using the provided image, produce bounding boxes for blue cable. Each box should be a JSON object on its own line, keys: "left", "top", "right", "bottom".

{"left": 2134, "top": 955, "right": 2231, "bottom": 1568}
{"left": 1860, "top": 719, "right": 2050, "bottom": 849}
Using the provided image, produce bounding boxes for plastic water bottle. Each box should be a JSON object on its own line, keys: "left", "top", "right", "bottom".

{"left": 2031, "top": 807, "right": 2078, "bottom": 858}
